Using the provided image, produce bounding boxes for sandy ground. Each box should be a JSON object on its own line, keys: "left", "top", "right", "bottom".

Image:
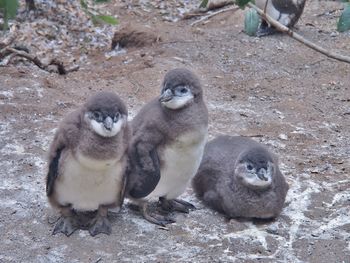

{"left": 0, "top": 0, "right": 349, "bottom": 262}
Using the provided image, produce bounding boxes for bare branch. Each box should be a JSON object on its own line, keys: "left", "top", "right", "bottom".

{"left": 248, "top": 2, "right": 350, "bottom": 64}
{"left": 0, "top": 25, "right": 18, "bottom": 49}
{"left": 0, "top": 47, "right": 79, "bottom": 74}
{"left": 191, "top": 5, "right": 239, "bottom": 26}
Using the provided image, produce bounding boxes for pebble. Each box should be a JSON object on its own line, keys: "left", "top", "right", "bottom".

{"left": 266, "top": 225, "right": 279, "bottom": 235}
{"left": 278, "top": 134, "right": 288, "bottom": 140}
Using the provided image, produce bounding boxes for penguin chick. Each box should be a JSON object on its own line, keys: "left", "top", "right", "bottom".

{"left": 255, "top": 0, "right": 306, "bottom": 36}
{"left": 46, "top": 91, "right": 131, "bottom": 236}
{"left": 126, "top": 68, "right": 208, "bottom": 226}
{"left": 192, "top": 136, "right": 289, "bottom": 219}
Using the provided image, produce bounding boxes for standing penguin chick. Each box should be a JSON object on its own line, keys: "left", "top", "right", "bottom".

{"left": 193, "top": 136, "right": 289, "bottom": 219}
{"left": 127, "top": 68, "right": 208, "bottom": 226}
{"left": 255, "top": 0, "right": 306, "bottom": 36}
{"left": 46, "top": 91, "right": 131, "bottom": 236}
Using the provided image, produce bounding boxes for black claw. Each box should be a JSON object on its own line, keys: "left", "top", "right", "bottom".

{"left": 142, "top": 202, "right": 176, "bottom": 226}
{"left": 89, "top": 216, "right": 112, "bottom": 236}
{"left": 52, "top": 216, "right": 78, "bottom": 237}
{"left": 160, "top": 198, "right": 196, "bottom": 213}
{"left": 147, "top": 215, "right": 176, "bottom": 227}
{"left": 174, "top": 199, "right": 196, "bottom": 210}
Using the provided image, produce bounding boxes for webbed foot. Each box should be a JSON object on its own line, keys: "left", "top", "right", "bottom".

{"left": 52, "top": 216, "right": 78, "bottom": 236}
{"left": 88, "top": 206, "right": 111, "bottom": 236}
{"left": 256, "top": 23, "right": 278, "bottom": 37}
{"left": 89, "top": 216, "right": 111, "bottom": 236}
{"left": 142, "top": 202, "right": 176, "bottom": 226}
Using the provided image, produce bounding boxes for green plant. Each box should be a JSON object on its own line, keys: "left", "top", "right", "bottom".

{"left": 0, "top": 0, "right": 19, "bottom": 30}
{"left": 338, "top": 2, "right": 350, "bottom": 32}
{"left": 80, "top": 0, "right": 118, "bottom": 26}
{"left": 236, "top": 0, "right": 253, "bottom": 9}
{"left": 199, "top": 0, "right": 209, "bottom": 8}
{"left": 244, "top": 8, "right": 260, "bottom": 36}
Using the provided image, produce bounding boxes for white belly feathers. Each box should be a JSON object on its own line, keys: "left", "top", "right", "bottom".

{"left": 55, "top": 152, "right": 125, "bottom": 211}
{"left": 146, "top": 129, "right": 208, "bottom": 200}
{"left": 255, "top": 0, "right": 294, "bottom": 26}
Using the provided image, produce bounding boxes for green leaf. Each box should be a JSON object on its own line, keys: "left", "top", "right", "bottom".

{"left": 199, "top": 0, "right": 209, "bottom": 8}
{"left": 337, "top": 3, "right": 350, "bottom": 32}
{"left": 0, "top": 0, "right": 19, "bottom": 30}
{"left": 93, "top": 15, "right": 118, "bottom": 25}
{"left": 236, "top": 0, "right": 252, "bottom": 9}
{"left": 0, "top": 0, "right": 18, "bottom": 18}
{"left": 244, "top": 8, "right": 260, "bottom": 36}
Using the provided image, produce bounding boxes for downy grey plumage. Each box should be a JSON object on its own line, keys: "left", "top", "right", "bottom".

{"left": 126, "top": 68, "right": 208, "bottom": 226}
{"left": 46, "top": 91, "right": 131, "bottom": 236}
{"left": 193, "top": 135, "right": 289, "bottom": 219}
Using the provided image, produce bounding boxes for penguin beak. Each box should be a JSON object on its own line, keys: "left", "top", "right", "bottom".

{"left": 159, "top": 89, "right": 173, "bottom": 103}
{"left": 103, "top": 116, "right": 113, "bottom": 131}
{"left": 257, "top": 171, "right": 268, "bottom": 181}
{"left": 258, "top": 174, "right": 268, "bottom": 181}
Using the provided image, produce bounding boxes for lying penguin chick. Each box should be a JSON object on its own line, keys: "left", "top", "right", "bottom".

{"left": 192, "top": 136, "right": 289, "bottom": 219}
{"left": 126, "top": 68, "right": 208, "bottom": 226}
{"left": 46, "top": 91, "right": 131, "bottom": 236}
{"left": 255, "top": 0, "right": 306, "bottom": 36}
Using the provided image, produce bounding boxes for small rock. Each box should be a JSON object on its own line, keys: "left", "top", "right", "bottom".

{"left": 278, "top": 134, "right": 288, "bottom": 140}
{"left": 173, "top": 56, "right": 185, "bottom": 63}
{"left": 266, "top": 225, "right": 279, "bottom": 235}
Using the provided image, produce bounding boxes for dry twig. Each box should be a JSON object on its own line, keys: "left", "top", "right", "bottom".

{"left": 0, "top": 25, "right": 18, "bottom": 49}
{"left": 316, "top": 8, "right": 343, "bottom": 17}
{"left": 248, "top": 3, "right": 350, "bottom": 64}
{"left": 184, "top": 0, "right": 234, "bottom": 19}
{"left": 191, "top": 6, "right": 239, "bottom": 26}
{"left": 0, "top": 47, "right": 79, "bottom": 74}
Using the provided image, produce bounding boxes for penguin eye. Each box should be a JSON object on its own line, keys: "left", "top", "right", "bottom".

{"left": 113, "top": 113, "right": 120, "bottom": 122}
{"left": 246, "top": 163, "right": 254, "bottom": 171}
{"left": 93, "top": 112, "right": 103, "bottom": 122}
{"left": 175, "top": 86, "right": 189, "bottom": 96}
{"left": 180, "top": 88, "right": 188, "bottom": 93}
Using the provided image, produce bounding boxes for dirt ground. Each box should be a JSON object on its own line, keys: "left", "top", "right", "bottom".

{"left": 0, "top": 0, "right": 349, "bottom": 262}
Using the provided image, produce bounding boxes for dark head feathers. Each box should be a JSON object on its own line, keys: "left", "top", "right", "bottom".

{"left": 238, "top": 146, "right": 274, "bottom": 170}
{"left": 83, "top": 91, "right": 128, "bottom": 116}
{"left": 161, "top": 68, "right": 203, "bottom": 99}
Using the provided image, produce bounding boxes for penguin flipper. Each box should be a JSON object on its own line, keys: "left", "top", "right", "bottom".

{"left": 128, "top": 139, "right": 161, "bottom": 199}
{"left": 46, "top": 144, "right": 64, "bottom": 197}
{"left": 271, "top": 0, "right": 299, "bottom": 14}
{"left": 46, "top": 110, "right": 81, "bottom": 197}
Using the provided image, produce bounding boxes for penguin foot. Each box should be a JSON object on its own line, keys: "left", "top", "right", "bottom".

{"left": 142, "top": 202, "right": 176, "bottom": 226}
{"left": 52, "top": 216, "right": 79, "bottom": 236}
{"left": 160, "top": 198, "right": 196, "bottom": 213}
{"left": 88, "top": 215, "right": 111, "bottom": 236}
{"left": 256, "top": 25, "right": 278, "bottom": 37}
